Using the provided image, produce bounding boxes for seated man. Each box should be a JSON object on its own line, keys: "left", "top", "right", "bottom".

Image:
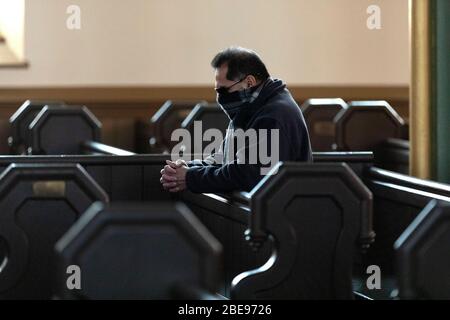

{"left": 160, "top": 47, "right": 312, "bottom": 193}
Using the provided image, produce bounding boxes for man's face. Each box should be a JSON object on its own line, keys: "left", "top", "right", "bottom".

{"left": 215, "top": 64, "right": 246, "bottom": 93}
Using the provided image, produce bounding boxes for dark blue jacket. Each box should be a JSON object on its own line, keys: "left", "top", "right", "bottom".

{"left": 186, "top": 78, "right": 312, "bottom": 193}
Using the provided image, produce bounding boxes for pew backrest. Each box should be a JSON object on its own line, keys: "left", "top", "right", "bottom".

{"left": 300, "top": 98, "right": 348, "bottom": 151}
{"left": 150, "top": 100, "right": 205, "bottom": 152}
{"left": 395, "top": 200, "right": 450, "bottom": 299}
{"left": 335, "top": 101, "right": 405, "bottom": 151}
{"left": 9, "top": 100, "right": 65, "bottom": 154}
{"left": 231, "top": 162, "right": 374, "bottom": 299}
{"left": 28, "top": 106, "right": 102, "bottom": 155}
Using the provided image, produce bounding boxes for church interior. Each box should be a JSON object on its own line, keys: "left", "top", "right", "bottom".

{"left": 0, "top": 0, "right": 449, "bottom": 301}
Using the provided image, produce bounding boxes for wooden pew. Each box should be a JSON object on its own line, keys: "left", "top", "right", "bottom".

{"left": 7, "top": 103, "right": 103, "bottom": 155}
{"left": 335, "top": 100, "right": 405, "bottom": 152}
{"left": 54, "top": 201, "right": 223, "bottom": 300}
{"left": 9, "top": 104, "right": 136, "bottom": 157}
{"left": 0, "top": 154, "right": 171, "bottom": 201}
{"left": 179, "top": 152, "right": 375, "bottom": 299}
{"left": 376, "top": 138, "right": 410, "bottom": 174}
{"left": 300, "top": 98, "right": 347, "bottom": 151}
{"left": 0, "top": 152, "right": 373, "bottom": 299}
{"left": 395, "top": 200, "right": 450, "bottom": 299}
{"left": 354, "top": 166, "right": 450, "bottom": 299}
{"left": 181, "top": 103, "right": 229, "bottom": 156}
{"left": 8, "top": 100, "right": 66, "bottom": 154}
{"left": 0, "top": 163, "right": 109, "bottom": 299}
{"left": 145, "top": 100, "right": 205, "bottom": 153}
{"left": 81, "top": 141, "right": 136, "bottom": 156}
{"left": 4, "top": 149, "right": 447, "bottom": 300}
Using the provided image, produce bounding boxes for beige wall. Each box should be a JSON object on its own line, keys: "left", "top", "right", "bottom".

{"left": 0, "top": 0, "right": 409, "bottom": 87}
{"left": 0, "top": 0, "right": 26, "bottom": 60}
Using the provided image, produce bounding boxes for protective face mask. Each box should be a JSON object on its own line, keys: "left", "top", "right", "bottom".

{"left": 216, "top": 85, "right": 258, "bottom": 115}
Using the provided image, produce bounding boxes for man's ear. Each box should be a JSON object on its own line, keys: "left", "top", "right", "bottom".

{"left": 247, "top": 75, "right": 257, "bottom": 88}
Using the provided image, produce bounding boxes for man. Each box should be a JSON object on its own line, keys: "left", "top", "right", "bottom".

{"left": 160, "top": 47, "right": 312, "bottom": 193}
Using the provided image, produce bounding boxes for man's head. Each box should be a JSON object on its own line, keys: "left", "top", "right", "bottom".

{"left": 211, "top": 47, "right": 270, "bottom": 93}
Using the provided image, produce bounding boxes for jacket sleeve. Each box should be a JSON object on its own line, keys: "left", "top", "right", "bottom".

{"left": 187, "top": 137, "right": 225, "bottom": 168}
{"left": 185, "top": 117, "right": 291, "bottom": 193}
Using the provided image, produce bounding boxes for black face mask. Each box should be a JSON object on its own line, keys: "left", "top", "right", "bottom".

{"left": 216, "top": 89, "right": 245, "bottom": 109}
{"left": 215, "top": 76, "right": 258, "bottom": 113}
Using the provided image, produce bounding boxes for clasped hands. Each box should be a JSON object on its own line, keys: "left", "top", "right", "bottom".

{"left": 160, "top": 159, "right": 189, "bottom": 192}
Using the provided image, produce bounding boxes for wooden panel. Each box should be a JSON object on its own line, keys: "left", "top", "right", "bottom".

{"left": 0, "top": 86, "right": 409, "bottom": 153}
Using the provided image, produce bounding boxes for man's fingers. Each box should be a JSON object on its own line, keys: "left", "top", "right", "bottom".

{"left": 161, "top": 162, "right": 187, "bottom": 193}
{"left": 175, "top": 159, "right": 187, "bottom": 167}
{"left": 162, "top": 174, "right": 178, "bottom": 182}
{"left": 166, "top": 160, "right": 179, "bottom": 168}
{"left": 163, "top": 181, "right": 178, "bottom": 188}
{"left": 163, "top": 165, "right": 177, "bottom": 174}
{"left": 167, "top": 159, "right": 185, "bottom": 168}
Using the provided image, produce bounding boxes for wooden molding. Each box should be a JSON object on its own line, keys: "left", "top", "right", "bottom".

{"left": 0, "top": 85, "right": 409, "bottom": 103}
{"left": 0, "top": 85, "right": 409, "bottom": 120}
{"left": 0, "top": 61, "right": 29, "bottom": 69}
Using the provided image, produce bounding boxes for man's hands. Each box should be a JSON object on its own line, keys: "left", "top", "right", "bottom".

{"left": 160, "top": 159, "right": 189, "bottom": 193}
